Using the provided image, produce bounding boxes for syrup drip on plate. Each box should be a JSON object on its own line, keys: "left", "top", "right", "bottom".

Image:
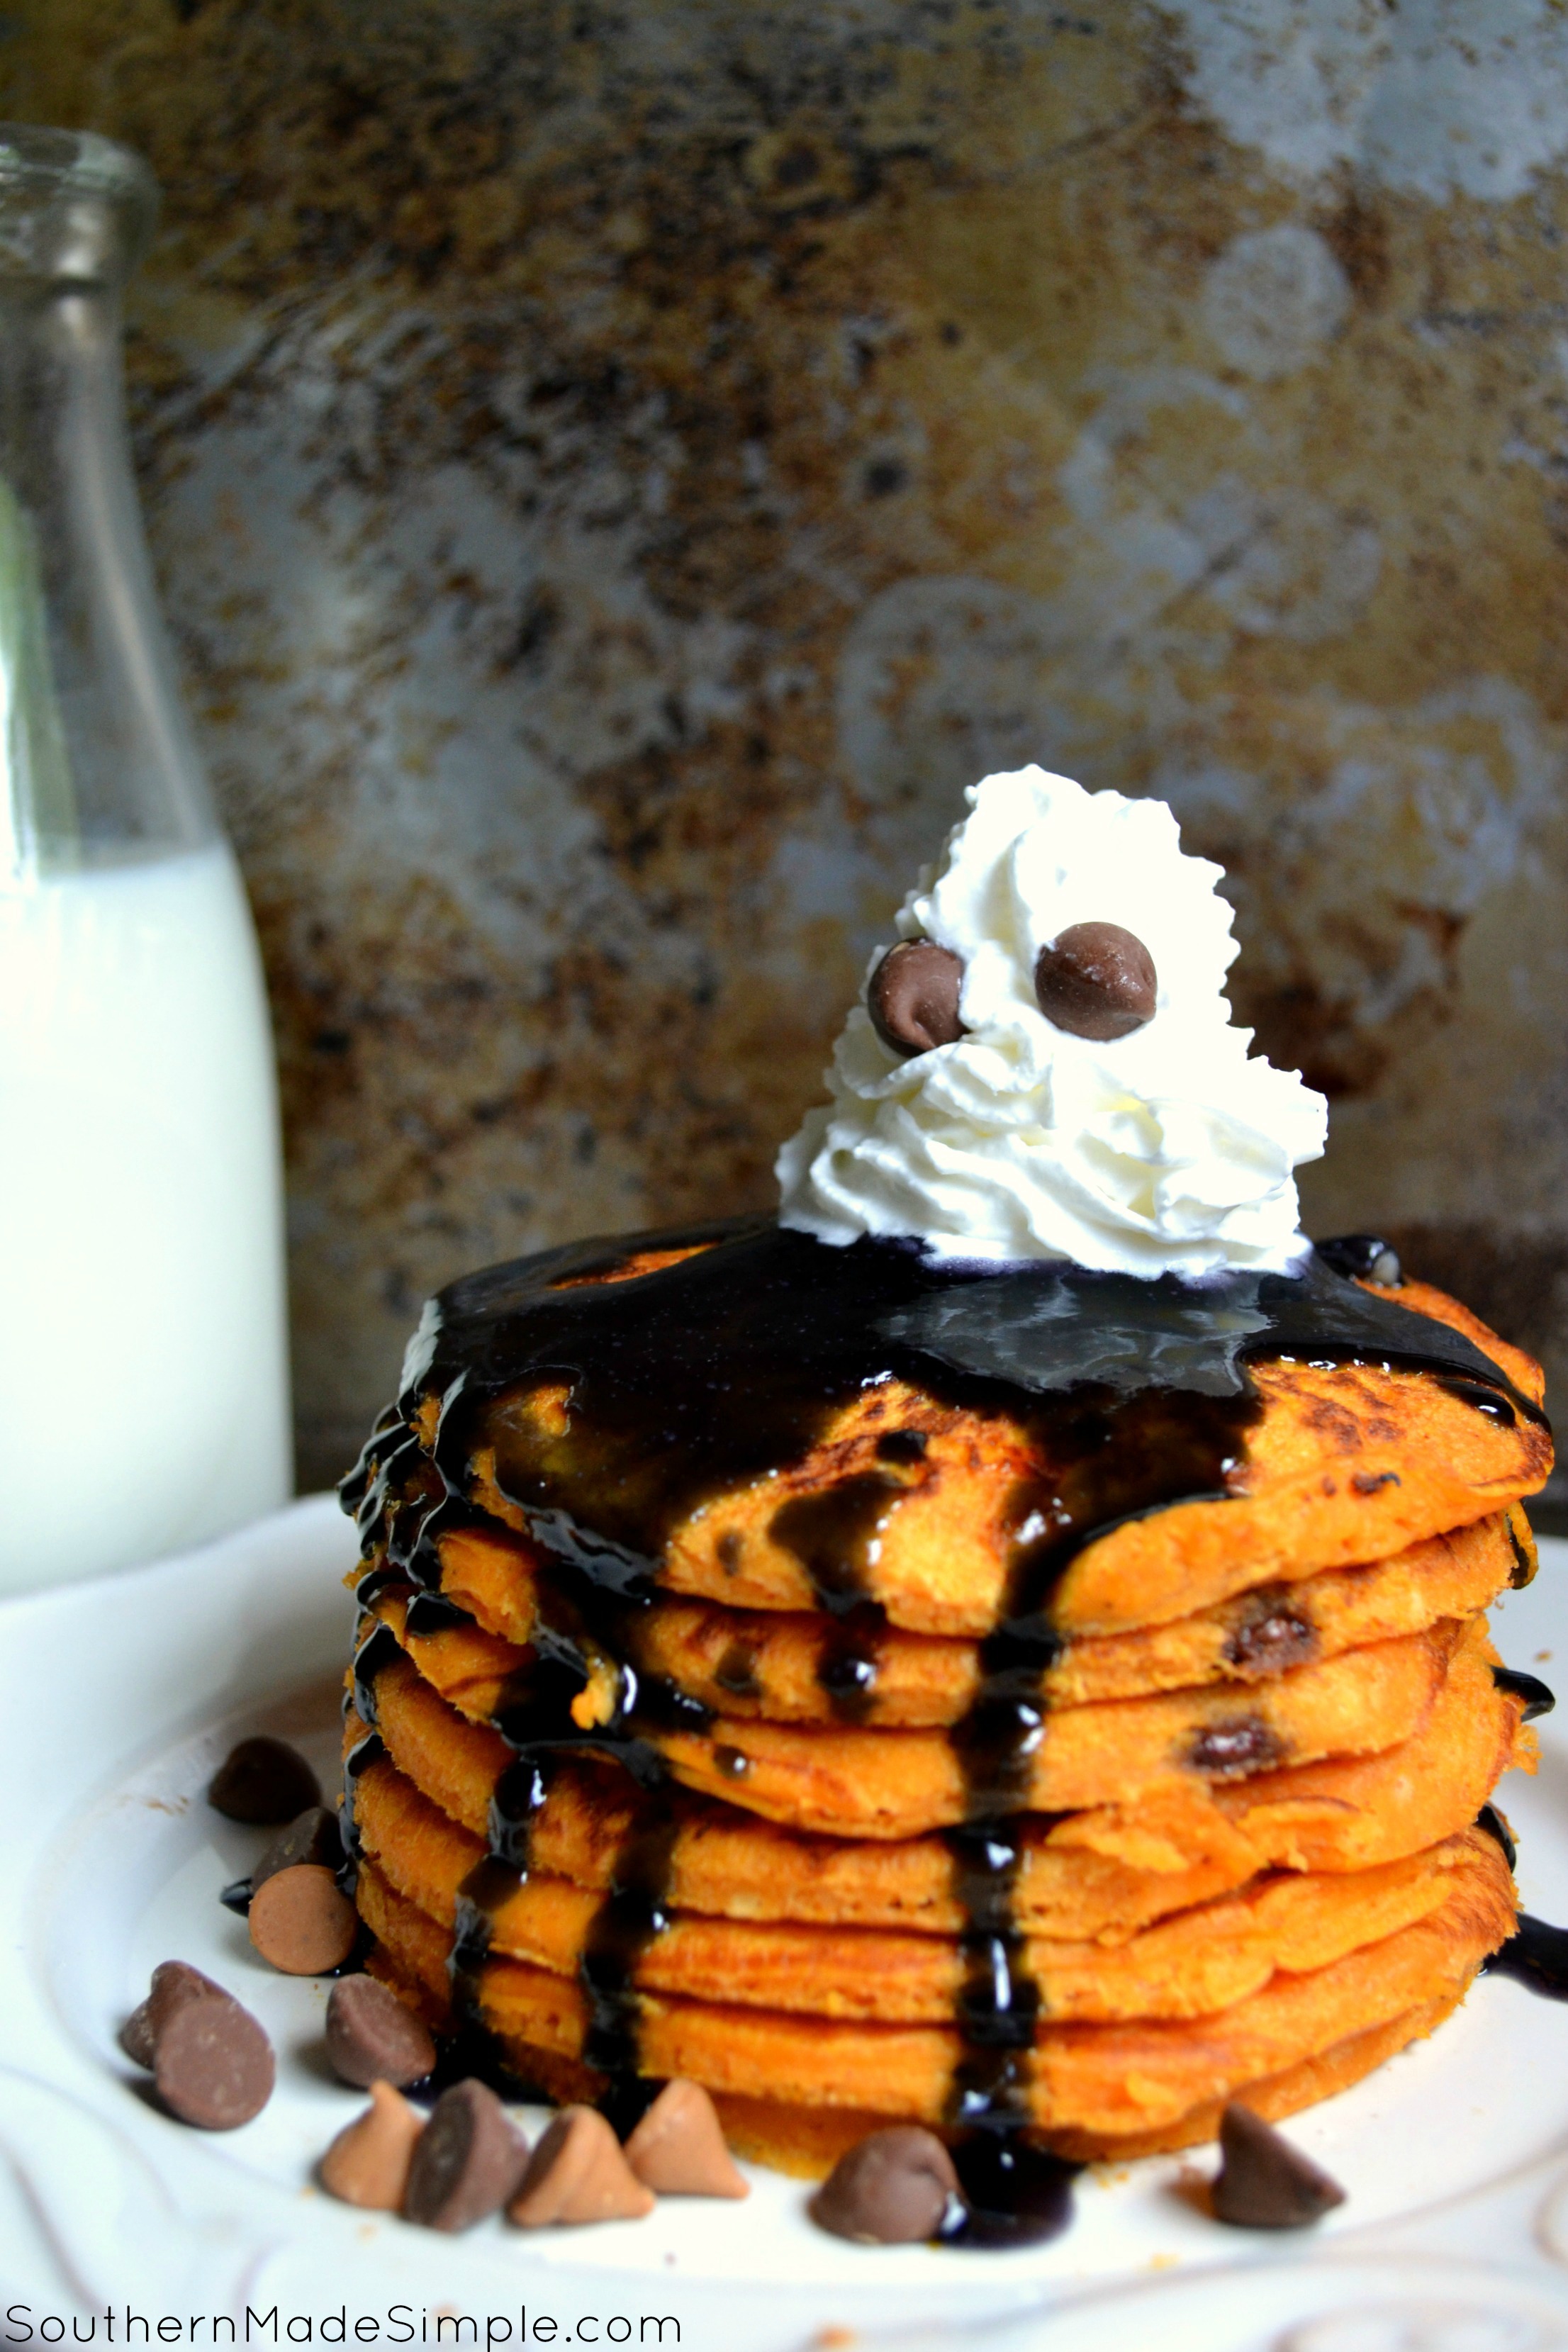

{"left": 1485, "top": 1917, "right": 1568, "bottom": 2000}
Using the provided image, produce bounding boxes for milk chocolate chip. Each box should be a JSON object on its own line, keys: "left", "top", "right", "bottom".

{"left": 810, "top": 2125, "right": 959, "bottom": 2244}
{"left": 120, "top": 1961, "right": 228, "bottom": 2070}
{"left": 403, "top": 2079, "right": 529, "bottom": 2233}
{"left": 154, "top": 1992, "right": 275, "bottom": 2129}
{"left": 208, "top": 1737, "right": 321, "bottom": 1825}
{"left": 320, "top": 2081, "right": 425, "bottom": 2211}
{"left": 325, "top": 1972, "right": 437, "bottom": 2090}
{"left": 623, "top": 2078, "right": 749, "bottom": 2198}
{"left": 252, "top": 1804, "right": 344, "bottom": 1891}
{"left": 247, "top": 1863, "right": 359, "bottom": 1976}
{"left": 1033, "top": 922, "right": 1156, "bottom": 1041}
{"left": 508, "top": 2106, "right": 655, "bottom": 2227}
{"left": 868, "top": 941, "right": 965, "bottom": 1056}
{"left": 1211, "top": 2103, "right": 1345, "bottom": 2229}
{"left": 1316, "top": 1233, "right": 1403, "bottom": 1288}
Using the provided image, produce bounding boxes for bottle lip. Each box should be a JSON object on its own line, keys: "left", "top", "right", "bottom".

{"left": 0, "top": 123, "right": 159, "bottom": 284}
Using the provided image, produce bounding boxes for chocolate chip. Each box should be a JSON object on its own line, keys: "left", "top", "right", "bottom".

{"left": 207, "top": 1737, "right": 321, "bottom": 1825}
{"left": 1226, "top": 1607, "right": 1316, "bottom": 1677}
{"left": 868, "top": 941, "right": 966, "bottom": 1057}
{"left": 325, "top": 1973, "right": 437, "bottom": 2090}
{"left": 1189, "top": 1715, "right": 1284, "bottom": 1778}
{"left": 252, "top": 1805, "right": 345, "bottom": 1891}
{"left": 509, "top": 2105, "right": 656, "bottom": 2227}
{"left": 1211, "top": 2103, "right": 1345, "bottom": 2228}
{"left": 1033, "top": 922, "right": 1156, "bottom": 1042}
{"left": 810, "top": 2125, "right": 959, "bottom": 2244}
{"left": 320, "top": 2081, "right": 425, "bottom": 2210}
{"left": 247, "top": 1864, "right": 359, "bottom": 1976}
{"left": 1316, "top": 1233, "right": 1402, "bottom": 1287}
{"left": 1351, "top": 1470, "right": 1401, "bottom": 1495}
{"left": 120, "top": 1961, "right": 228, "bottom": 2070}
{"left": 623, "top": 2078, "right": 749, "bottom": 2199}
{"left": 403, "top": 2079, "right": 530, "bottom": 2232}
{"left": 153, "top": 1991, "right": 274, "bottom": 2129}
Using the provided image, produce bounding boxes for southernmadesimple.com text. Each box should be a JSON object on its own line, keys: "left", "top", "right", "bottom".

{"left": 5, "top": 2314, "right": 678, "bottom": 2348}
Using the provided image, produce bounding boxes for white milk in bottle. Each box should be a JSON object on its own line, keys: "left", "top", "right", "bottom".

{"left": 0, "top": 845, "right": 289, "bottom": 1586}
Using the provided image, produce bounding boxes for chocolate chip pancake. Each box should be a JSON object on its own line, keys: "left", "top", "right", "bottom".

{"left": 334, "top": 1219, "right": 1550, "bottom": 2205}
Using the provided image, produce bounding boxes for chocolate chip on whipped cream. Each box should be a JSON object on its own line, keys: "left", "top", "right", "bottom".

{"left": 867, "top": 939, "right": 966, "bottom": 1057}
{"left": 778, "top": 766, "right": 1327, "bottom": 1275}
{"left": 1034, "top": 920, "right": 1155, "bottom": 1041}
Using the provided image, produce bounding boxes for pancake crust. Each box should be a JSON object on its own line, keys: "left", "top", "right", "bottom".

{"left": 396, "top": 1506, "right": 1525, "bottom": 1724}
{"left": 354, "top": 1749, "right": 1494, "bottom": 2027}
{"left": 355, "top": 1835, "right": 1511, "bottom": 2145}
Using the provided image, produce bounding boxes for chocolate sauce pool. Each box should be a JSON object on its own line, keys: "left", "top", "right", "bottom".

{"left": 335, "top": 1219, "right": 1545, "bottom": 2245}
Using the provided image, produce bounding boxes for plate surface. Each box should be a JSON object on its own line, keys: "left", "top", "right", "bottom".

{"left": 5, "top": 1499, "right": 1568, "bottom": 2349}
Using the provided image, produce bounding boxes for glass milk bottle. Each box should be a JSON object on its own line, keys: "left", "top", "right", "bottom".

{"left": 0, "top": 126, "right": 291, "bottom": 1592}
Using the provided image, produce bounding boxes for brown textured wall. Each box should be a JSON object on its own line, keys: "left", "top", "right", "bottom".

{"left": 6, "top": 1, "right": 1567, "bottom": 1494}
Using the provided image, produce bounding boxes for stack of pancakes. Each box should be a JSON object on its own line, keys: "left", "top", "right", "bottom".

{"left": 339, "top": 1225, "right": 1550, "bottom": 2175}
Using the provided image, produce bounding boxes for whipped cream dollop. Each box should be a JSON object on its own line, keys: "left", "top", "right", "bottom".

{"left": 776, "top": 767, "right": 1328, "bottom": 1277}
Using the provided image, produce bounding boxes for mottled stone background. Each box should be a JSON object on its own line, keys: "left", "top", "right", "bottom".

{"left": 7, "top": 0, "right": 1567, "bottom": 1503}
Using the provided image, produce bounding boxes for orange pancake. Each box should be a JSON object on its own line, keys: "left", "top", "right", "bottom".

{"left": 356, "top": 1608, "right": 1468, "bottom": 1839}
{"left": 378, "top": 1503, "right": 1527, "bottom": 1725}
{"left": 355, "top": 1831, "right": 1511, "bottom": 2148}
{"left": 354, "top": 1747, "right": 1496, "bottom": 2027}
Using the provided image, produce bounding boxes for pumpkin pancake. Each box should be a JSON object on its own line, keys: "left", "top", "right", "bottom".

{"left": 354, "top": 1609, "right": 1466, "bottom": 1839}
{"left": 353, "top": 1747, "right": 1496, "bottom": 2027}
{"left": 354, "top": 1830, "right": 1511, "bottom": 2148}
{"left": 379, "top": 1256, "right": 1547, "bottom": 1642}
{"left": 356, "top": 1942, "right": 1465, "bottom": 2174}
{"left": 347, "top": 1615, "right": 1527, "bottom": 1940}
{"left": 382, "top": 1504, "right": 1526, "bottom": 1726}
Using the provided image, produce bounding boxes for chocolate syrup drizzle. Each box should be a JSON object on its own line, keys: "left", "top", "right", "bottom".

{"left": 337, "top": 1219, "right": 1547, "bottom": 2246}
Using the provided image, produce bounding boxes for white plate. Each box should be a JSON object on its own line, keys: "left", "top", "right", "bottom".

{"left": 4, "top": 1499, "right": 1568, "bottom": 2351}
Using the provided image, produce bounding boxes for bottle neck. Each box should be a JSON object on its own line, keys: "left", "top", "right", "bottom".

{"left": 0, "top": 269, "right": 216, "bottom": 885}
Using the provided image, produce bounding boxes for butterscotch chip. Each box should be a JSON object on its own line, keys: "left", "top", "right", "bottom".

{"left": 249, "top": 1864, "right": 359, "bottom": 1976}
{"left": 624, "top": 2079, "right": 749, "bottom": 2198}
{"left": 326, "top": 1973, "right": 437, "bottom": 2089}
{"left": 208, "top": 1737, "right": 320, "bottom": 1825}
{"left": 320, "top": 2081, "right": 425, "bottom": 2210}
{"left": 403, "top": 2079, "right": 528, "bottom": 2232}
{"left": 154, "top": 1995, "right": 274, "bottom": 2129}
{"left": 509, "top": 2107, "right": 656, "bottom": 2227}
{"left": 120, "top": 1961, "right": 228, "bottom": 2069}
{"left": 810, "top": 2127, "right": 957, "bottom": 2243}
